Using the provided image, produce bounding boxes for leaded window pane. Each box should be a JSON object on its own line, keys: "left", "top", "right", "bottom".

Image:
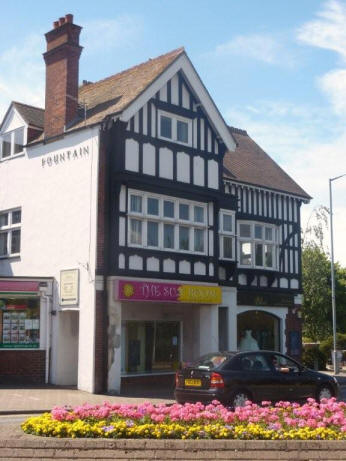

{"left": 0, "top": 213, "right": 8, "bottom": 228}
{"left": 223, "top": 236, "right": 233, "bottom": 259}
{"left": 179, "top": 203, "right": 189, "bottom": 220}
{"left": 160, "top": 115, "right": 172, "bottom": 139}
{"left": 254, "top": 224, "right": 262, "bottom": 239}
{"left": 194, "top": 229, "right": 204, "bottom": 252}
{"left": 12, "top": 210, "right": 21, "bottom": 224}
{"left": 194, "top": 206, "right": 204, "bottom": 223}
{"left": 240, "top": 242, "right": 252, "bottom": 265}
{"left": 177, "top": 120, "right": 188, "bottom": 143}
{"left": 0, "top": 232, "right": 7, "bottom": 256}
{"left": 147, "top": 221, "right": 158, "bottom": 247}
{"left": 147, "top": 198, "right": 159, "bottom": 216}
{"left": 179, "top": 226, "right": 189, "bottom": 250}
{"left": 265, "top": 227, "right": 273, "bottom": 241}
{"left": 11, "top": 229, "right": 21, "bottom": 254}
{"left": 265, "top": 244, "right": 273, "bottom": 267}
{"left": 130, "top": 195, "right": 142, "bottom": 213}
{"left": 239, "top": 223, "right": 251, "bottom": 238}
{"left": 223, "top": 214, "right": 233, "bottom": 232}
{"left": 255, "top": 243, "right": 263, "bottom": 266}
{"left": 130, "top": 219, "right": 142, "bottom": 245}
{"left": 163, "top": 200, "right": 174, "bottom": 218}
{"left": 164, "top": 224, "right": 174, "bottom": 249}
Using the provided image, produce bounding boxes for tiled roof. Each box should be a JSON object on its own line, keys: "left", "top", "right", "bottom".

{"left": 29, "top": 47, "right": 185, "bottom": 143}
{"left": 224, "top": 127, "right": 311, "bottom": 199}
{"left": 13, "top": 102, "right": 44, "bottom": 129}
{"left": 73, "top": 47, "right": 185, "bottom": 130}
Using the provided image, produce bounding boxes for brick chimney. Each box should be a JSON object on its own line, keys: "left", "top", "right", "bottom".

{"left": 43, "top": 14, "right": 82, "bottom": 139}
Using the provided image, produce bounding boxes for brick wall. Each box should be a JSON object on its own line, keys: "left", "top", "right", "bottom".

{"left": 93, "top": 127, "right": 110, "bottom": 393}
{"left": 0, "top": 350, "right": 45, "bottom": 384}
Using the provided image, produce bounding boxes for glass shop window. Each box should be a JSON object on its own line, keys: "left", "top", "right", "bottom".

{"left": 0, "top": 298, "right": 40, "bottom": 348}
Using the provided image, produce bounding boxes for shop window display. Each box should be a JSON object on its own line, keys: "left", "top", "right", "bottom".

{"left": 0, "top": 298, "right": 40, "bottom": 348}
{"left": 237, "top": 310, "right": 280, "bottom": 352}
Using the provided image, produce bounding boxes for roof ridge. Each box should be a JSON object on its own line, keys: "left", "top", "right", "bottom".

{"left": 79, "top": 47, "right": 185, "bottom": 93}
{"left": 228, "top": 126, "right": 248, "bottom": 136}
{"left": 12, "top": 101, "right": 44, "bottom": 111}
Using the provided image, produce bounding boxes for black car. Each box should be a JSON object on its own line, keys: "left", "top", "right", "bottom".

{"left": 175, "top": 350, "right": 339, "bottom": 407}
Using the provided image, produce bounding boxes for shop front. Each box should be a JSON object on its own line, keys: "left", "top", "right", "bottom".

{"left": 0, "top": 278, "right": 53, "bottom": 383}
{"left": 107, "top": 278, "right": 222, "bottom": 394}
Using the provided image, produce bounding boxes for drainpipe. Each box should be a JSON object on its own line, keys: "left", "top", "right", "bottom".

{"left": 41, "top": 293, "right": 52, "bottom": 384}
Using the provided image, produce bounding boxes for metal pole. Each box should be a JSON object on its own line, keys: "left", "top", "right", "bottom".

{"left": 329, "top": 179, "right": 338, "bottom": 374}
{"left": 329, "top": 173, "right": 346, "bottom": 374}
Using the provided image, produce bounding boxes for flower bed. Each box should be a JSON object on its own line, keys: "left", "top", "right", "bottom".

{"left": 21, "top": 398, "right": 346, "bottom": 440}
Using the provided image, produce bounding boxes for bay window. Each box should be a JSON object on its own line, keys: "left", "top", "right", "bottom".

{"left": 238, "top": 221, "right": 278, "bottom": 269}
{"left": 127, "top": 190, "right": 207, "bottom": 254}
{"left": 219, "top": 210, "right": 235, "bottom": 260}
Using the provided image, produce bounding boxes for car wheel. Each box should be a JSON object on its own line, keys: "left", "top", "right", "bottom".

{"left": 316, "top": 385, "right": 333, "bottom": 402}
{"left": 230, "top": 391, "right": 251, "bottom": 408}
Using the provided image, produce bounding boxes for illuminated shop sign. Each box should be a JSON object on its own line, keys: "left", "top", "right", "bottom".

{"left": 116, "top": 280, "right": 222, "bottom": 304}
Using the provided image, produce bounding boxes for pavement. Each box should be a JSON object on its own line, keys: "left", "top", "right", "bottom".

{"left": 0, "top": 368, "right": 345, "bottom": 415}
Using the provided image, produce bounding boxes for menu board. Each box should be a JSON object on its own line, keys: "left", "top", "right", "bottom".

{"left": 1, "top": 310, "right": 39, "bottom": 348}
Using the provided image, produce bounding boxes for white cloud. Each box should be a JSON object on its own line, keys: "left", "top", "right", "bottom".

{"left": 82, "top": 16, "right": 142, "bottom": 55}
{"left": 318, "top": 68, "right": 346, "bottom": 114}
{"left": 225, "top": 101, "right": 346, "bottom": 265}
{"left": 297, "top": 0, "right": 346, "bottom": 60}
{"left": 213, "top": 33, "right": 296, "bottom": 67}
{"left": 0, "top": 34, "right": 45, "bottom": 120}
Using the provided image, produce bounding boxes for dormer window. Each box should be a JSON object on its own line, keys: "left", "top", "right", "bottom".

{"left": 0, "top": 127, "right": 25, "bottom": 159}
{"left": 158, "top": 110, "right": 191, "bottom": 146}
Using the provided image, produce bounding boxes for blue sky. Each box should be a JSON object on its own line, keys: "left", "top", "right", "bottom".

{"left": 1, "top": 0, "right": 346, "bottom": 263}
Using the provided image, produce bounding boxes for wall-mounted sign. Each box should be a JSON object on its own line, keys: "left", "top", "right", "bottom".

{"left": 60, "top": 269, "right": 79, "bottom": 306}
{"left": 237, "top": 291, "right": 294, "bottom": 308}
{"left": 116, "top": 280, "right": 222, "bottom": 304}
{"left": 41, "top": 145, "right": 90, "bottom": 168}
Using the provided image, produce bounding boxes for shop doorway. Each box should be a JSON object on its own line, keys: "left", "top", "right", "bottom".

{"left": 237, "top": 310, "right": 280, "bottom": 351}
{"left": 122, "top": 320, "right": 180, "bottom": 374}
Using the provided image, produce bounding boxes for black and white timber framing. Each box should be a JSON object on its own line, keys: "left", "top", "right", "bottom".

{"left": 102, "top": 68, "right": 305, "bottom": 294}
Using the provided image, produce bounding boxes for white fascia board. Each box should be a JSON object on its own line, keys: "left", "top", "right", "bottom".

{"left": 0, "top": 106, "right": 28, "bottom": 134}
{"left": 120, "top": 53, "right": 236, "bottom": 152}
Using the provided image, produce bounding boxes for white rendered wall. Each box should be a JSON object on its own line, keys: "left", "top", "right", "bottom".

{"left": 0, "top": 127, "right": 100, "bottom": 392}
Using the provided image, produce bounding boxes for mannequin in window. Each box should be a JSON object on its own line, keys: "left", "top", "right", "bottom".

{"left": 239, "top": 329, "right": 260, "bottom": 351}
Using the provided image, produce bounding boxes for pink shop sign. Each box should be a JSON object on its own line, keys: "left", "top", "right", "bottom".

{"left": 116, "top": 280, "right": 180, "bottom": 303}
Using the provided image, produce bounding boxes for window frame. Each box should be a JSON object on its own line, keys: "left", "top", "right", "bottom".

{"left": 158, "top": 110, "right": 192, "bottom": 147}
{"left": 219, "top": 210, "right": 235, "bottom": 261}
{"left": 0, "top": 208, "right": 21, "bottom": 258}
{"left": 127, "top": 190, "right": 207, "bottom": 255}
{"left": 0, "top": 127, "right": 25, "bottom": 160}
{"left": 237, "top": 220, "right": 278, "bottom": 270}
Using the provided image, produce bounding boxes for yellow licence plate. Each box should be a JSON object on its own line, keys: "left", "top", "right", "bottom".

{"left": 185, "top": 378, "right": 202, "bottom": 387}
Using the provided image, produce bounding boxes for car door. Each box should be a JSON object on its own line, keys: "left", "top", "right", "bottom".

{"left": 268, "top": 353, "right": 304, "bottom": 401}
{"left": 235, "top": 352, "right": 278, "bottom": 402}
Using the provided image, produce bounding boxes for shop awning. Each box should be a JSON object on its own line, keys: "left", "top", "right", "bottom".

{"left": 0, "top": 280, "right": 40, "bottom": 296}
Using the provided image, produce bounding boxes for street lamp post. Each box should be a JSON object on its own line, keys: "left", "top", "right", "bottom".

{"left": 329, "top": 174, "right": 346, "bottom": 375}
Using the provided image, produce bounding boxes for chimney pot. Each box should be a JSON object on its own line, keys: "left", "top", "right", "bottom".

{"left": 59, "top": 17, "right": 65, "bottom": 26}
{"left": 53, "top": 20, "right": 60, "bottom": 29}
{"left": 65, "top": 14, "right": 73, "bottom": 23}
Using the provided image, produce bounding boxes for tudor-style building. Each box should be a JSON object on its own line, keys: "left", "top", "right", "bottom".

{"left": 0, "top": 15, "right": 310, "bottom": 393}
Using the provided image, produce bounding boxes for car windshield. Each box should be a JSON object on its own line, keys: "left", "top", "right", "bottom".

{"left": 190, "top": 353, "right": 232, "bottom": 370}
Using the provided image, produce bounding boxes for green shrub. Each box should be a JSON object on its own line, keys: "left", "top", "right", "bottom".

{"left": 320, "top": 333, "right": 346, "bottom": 359}
{"left": 301, "top": 347, "right": 327, "bottom": 370}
